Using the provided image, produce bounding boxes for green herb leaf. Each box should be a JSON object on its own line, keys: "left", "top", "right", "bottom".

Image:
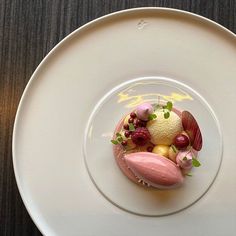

{"left": 116, "top": 132, "right": 122, "bottom": 137}
{"left": 164, "top": 112, "right": 170, "bottom": 119}
{"left": 129, "top": 123, "right": 135, "bottom": 131}
{"left": 192, "top": 158, "right": 201, "bottom": 167}
{"left": 166, "top": 101, "right": 173, "bottom": 111}
{"left": 183, "top": 156, "right": 188, "bottom": 161}
{"left": 148, "top": 113, "right": 157, "bottom": 121}
{"left": 117, "top": 136, "right": 123, "bottom": 142}
{"left": 171, "top": 145, "right": 177, "bottom": 153}
{"left": 186, "top": 173, "right": 192, "bottom": 177}
{"left": 111, "top": 140, "right": 119, "bottom": 145}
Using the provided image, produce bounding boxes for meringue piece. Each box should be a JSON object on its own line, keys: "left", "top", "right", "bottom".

{"left": 176, "top": 150, "right": 197, "bottom": 170}
{"left": 124, "top": 152, "right": 184, "bottom": 189}
{"left": 136, "top": 103, "right": 154, "bottom": 121}
{"left": 147, "top": 110, "right": 183, "bottom": 145}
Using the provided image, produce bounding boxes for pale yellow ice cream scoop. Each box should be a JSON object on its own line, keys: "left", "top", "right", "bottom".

{"left": 147, "top": 110, "right": 183, "bottom": 145}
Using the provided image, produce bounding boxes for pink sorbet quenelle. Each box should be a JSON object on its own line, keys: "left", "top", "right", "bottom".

{"left": 136, "top": 103, "right": 154, "bottom": 121}
{"left": 124, "top": 152, "right": 184, "bottom": 189}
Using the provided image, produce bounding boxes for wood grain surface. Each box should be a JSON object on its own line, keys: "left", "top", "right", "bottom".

{"left": 0, "top": 0, "right": 235, "bottom": 235}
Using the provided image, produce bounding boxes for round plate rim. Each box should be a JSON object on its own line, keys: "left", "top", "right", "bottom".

{"left": 12, "top": 7, "right": 236, "bottom": 236}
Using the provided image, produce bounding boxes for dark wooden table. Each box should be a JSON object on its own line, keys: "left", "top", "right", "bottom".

{"left": 0, "top": 0, "right": 235, "bottom": 235}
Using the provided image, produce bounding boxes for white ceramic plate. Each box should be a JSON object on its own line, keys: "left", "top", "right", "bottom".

{"left": 13, "top": 8, "right": 236, "bottom": 236}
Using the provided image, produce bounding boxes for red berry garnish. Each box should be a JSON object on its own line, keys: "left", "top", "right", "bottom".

{"left": 130, "top": 112, "right": 137, "bottom": 118}
{"left": 131, "top": 127, "right": 151, "bottom": 146}
{"left": 123, "top": 124, "right": 129, "bottom": 130}
{"left": 121, "top": 140, "right": 128, "bottom": 146}
{"left": 128, "top": 118, "right": 134, "bottom": 123}
{"left": 174, "top": 134, "right": 190, "bottom": 149}
{"left": 147, "top": 146, "right": 153, "bottom": 152}
{"left": 124, "top": 131, "right": 131, "bottom": 138}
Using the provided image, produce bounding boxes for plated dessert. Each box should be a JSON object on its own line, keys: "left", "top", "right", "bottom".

{"left": 111, "top": 101, "right": 202, "bottom": 189}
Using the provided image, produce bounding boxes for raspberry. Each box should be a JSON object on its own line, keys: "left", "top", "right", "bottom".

{"left": 130, "top": 112, "right": 137, "bottom": 118}
{"left": 121, "top": 140, "right": 128, "bottom": 146}
{"left": 131, "top": 127, "right": 151, "bottom": 146}
{"left": 124, "top": 131, "right": 131, "bottom": 138}
{"left": 123, "top": 124, "right": 129, "bottom": 130}
{"left": 128, "top": 118, "right": 134, "bottom": 123}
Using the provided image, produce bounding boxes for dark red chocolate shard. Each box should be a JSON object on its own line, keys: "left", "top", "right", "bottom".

{"left": 182, "top": 111, "right": 203, "bottom": 151}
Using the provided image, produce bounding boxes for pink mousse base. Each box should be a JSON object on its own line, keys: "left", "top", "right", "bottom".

{"left": 113, "top": 107, "right": 182, "bottom": 187}
{"left": 113, "top": 118, "right": 138, "bottom": 184}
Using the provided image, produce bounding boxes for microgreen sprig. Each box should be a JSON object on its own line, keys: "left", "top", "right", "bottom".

{"left": 148, "top": 113, "right": 157, "bottom": 121}
{"left": 111, "top": 140, "right": 119, "bottom": 145}
{"left": 164, "top": 112, "right": 170, "bottom": 119}
{"left": 129, "top": 123, "right": 135, "bottom": 131}
{"left": 171, "top": 144, "right": 178, "bottom": 153}
{"left": 182, "top": 150, "right": 201, "bottom": 168}
{"left": 165, "top": 101, "right": 173, "bottom": 111}
{"left": 186, "top": 173, "right": 193, "bottom": 177}
{"left": 154, "top": 100, "right": 173, "bottom": 119}
{"left": 163, "top": 101, "right": 173, "bottom": 119}
{"left": 192, "top": 157, "right": 201, "bottom": 167}
{"left": 111, "top": 132, "right": 124, "bottom": 145}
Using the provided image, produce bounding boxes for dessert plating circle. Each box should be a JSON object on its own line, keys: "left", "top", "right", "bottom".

{"left": 83, "top": 76, "right": 223, "bottom": 216}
